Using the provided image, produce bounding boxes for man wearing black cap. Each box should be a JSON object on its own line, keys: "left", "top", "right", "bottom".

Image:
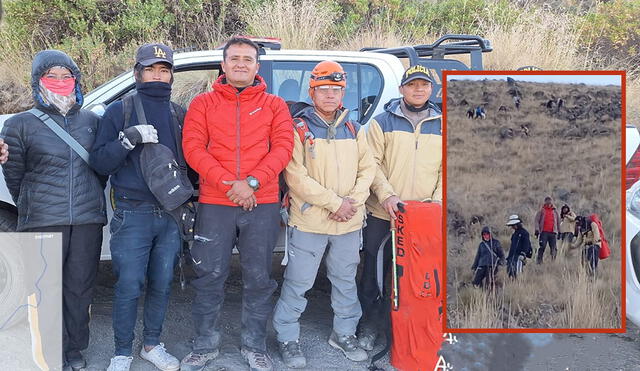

{"left": 357, "top": 65, "right": 442, "bottom": 351}
{"left": 91, "top": 43, "right": 183, "bottom": 371}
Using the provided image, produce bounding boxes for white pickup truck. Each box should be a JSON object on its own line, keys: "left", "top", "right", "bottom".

{"left": 0, "top": 35, "right": 492, "bottom": 327}
{"left": 0, "top": 34, "right": 492, "bottom": 260}
{"left": 626, "top": 124, "right": 640, "bottom": 327}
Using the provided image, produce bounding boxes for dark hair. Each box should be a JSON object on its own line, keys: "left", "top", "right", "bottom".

{"left": 560, "top": 204, "right": 570, "bottom": 218}
{"left": 223, "top": 37, "right": 260, "bottom": 61}
{"left": 575, "top": 215, "right": 591, "bottom": 233}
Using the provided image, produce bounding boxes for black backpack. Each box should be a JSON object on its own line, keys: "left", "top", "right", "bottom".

{"left": 123, "top": 93, "right": 197, "bottom": 241}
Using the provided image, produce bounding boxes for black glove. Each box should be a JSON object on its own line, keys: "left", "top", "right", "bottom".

{"left": 534, "top": 231, "right": 540, "bottom": 239}
{"left": 120, "top": 125, "right": 158, "bottom": 149}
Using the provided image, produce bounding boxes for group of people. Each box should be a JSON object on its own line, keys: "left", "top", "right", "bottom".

{"left": 0, "top": 38, "right": 442, "bottom": 371}
{"left": 471, "top": 197, "right": 604, "bottom": 288}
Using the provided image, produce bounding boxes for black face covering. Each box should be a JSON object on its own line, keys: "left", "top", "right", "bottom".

{"left": 135, "top": 81, "right": 172, "bottom": 100}
{"left": 403, "top": 99, "right": 431, "bottom": 112}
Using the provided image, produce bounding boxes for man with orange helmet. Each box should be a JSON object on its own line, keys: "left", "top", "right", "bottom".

{"left": 272, "top": 60, "right": 375, "bottom": 368}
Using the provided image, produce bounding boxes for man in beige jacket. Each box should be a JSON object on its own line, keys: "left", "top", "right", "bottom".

{"left": 357, "top": 65, "right": 442, "bottom": 350}
{"left": 272, "top": 61, "right": 375, "bottom": 368}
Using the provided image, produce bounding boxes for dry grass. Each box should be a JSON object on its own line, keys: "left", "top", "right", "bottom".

{"left": 446, "top": 79, "right": 621, "bottom": 329}
{"left": 335, "top": 22, "right": 418, "bottom": 52}
{"left": 480, "top": 8, "right": 592, "bottom": 71}
{"left": 240, "top": 0, "right": 335, "bottom": 50}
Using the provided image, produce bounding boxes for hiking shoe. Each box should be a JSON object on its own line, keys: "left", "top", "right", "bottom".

{"left": 179, "top": 350, "right": 219, "bottom": 371}
{"left": 66, "top": 351, "right": 86, "bottom": 371}
{"left": 140, "top": 343, "right": 179, "bottom": 371}
{"left": 328, "top": 331, "right": 368, "bottom": 362}
{"left": 278, "top": 340, "right": 306, "bottom": 368}
{"left": 357, "top": 323, "right": 377, "bottom": 351}
{"left": 241, "top": 348, "right": 273, "bottom": 371}
{"left": 106, "top": 356, "right": 133, "bottom": 371}
{"left": 68, "top": 357, "right": 86, "bottom": 371}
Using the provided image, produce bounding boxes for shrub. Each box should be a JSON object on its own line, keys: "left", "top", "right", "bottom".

{"left": 578, "top": 0, "right": 640, "bottom": 66}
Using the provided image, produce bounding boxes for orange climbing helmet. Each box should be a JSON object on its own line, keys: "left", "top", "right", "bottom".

{"left": 309, "top": 60, "right": 346, "bottom": 88}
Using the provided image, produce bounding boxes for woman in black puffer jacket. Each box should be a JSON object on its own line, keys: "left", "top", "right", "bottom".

{"left": 0, "top": 49, "right": 107, "bottom": 370}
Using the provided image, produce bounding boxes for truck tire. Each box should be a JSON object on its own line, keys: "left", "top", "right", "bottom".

{"left": 0, "top": 210, "right": 25, "bottom": 330}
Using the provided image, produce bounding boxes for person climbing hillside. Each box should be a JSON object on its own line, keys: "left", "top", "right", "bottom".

{"left": 559, "top": 204, "right": 577, "bottom": 255}
{"left": 534, "top": 196, "right": 561, "bottom": 264}
{"left": 571, "top": 215, "right": 601, "bottom": 277}
{"left": 471, "top": 226, "right": 505, "bottom": 288}
{"left": 506, "top": 215, "right": 533, "bottom": 278}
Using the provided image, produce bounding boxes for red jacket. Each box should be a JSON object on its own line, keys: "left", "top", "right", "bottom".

{"left": 183, "top": 75, "right": 294, "bottom": 206}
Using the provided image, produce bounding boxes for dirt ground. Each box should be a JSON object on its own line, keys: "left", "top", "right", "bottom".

{"left": 2, "top": 253, "right": 640, "bottom": 370}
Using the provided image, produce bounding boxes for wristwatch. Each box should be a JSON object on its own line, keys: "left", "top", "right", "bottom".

{"left": 246, "top": 175, "right": 260, "bottom": 191}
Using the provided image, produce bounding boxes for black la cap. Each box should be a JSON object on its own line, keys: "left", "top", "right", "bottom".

{"left": 135, "top": 43, "right": 174, "bottom": 67}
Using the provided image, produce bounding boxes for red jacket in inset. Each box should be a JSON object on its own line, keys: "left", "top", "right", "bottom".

{"left": 535, "top": 204, "right": 560, "bottom": 234}
{"left": 183, "top": 75, "right": 294, "bottom": 206}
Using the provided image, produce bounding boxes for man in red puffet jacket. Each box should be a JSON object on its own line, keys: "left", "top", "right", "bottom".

{"left": 180, "top": 37, "right": 294, "bottom": 371}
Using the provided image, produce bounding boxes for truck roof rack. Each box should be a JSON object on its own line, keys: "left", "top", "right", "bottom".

{"left": 361, "top": 34, "right": 492, "bottom": 70}
{"left": 361, "top": 34, "right": 493, "bottom": 105}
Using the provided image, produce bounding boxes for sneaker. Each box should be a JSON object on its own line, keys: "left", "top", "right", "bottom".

{"left": 356, "top": 322, "right": 377, "bottom": 351}
{"left": 140, "top": 343, "right": 179, "bottom": 371}
{"left": 68, "top": 358, "right": 86, "bottom": 371}
{"left": 278, "top": 340, "right": 306, "bottom": 368}
{"left": 179, "top": 350, "right": 219, "bottom": 371}
{"left": 328, "top": 331, "right": 368, "bottom": 362}
{"left": 66, "top": 351, "right": 86, "bottom": 371}
{"left": 106, "top": 356, "right": 133, "bottom": 371}
{"left": 241, "top": 348, "right": 273, "bottom": 371}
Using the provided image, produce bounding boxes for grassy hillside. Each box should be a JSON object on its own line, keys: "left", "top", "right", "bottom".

{"left": 445, "top": 79, "right": 621, "bottom": 328}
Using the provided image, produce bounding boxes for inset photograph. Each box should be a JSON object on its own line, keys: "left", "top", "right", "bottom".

{"left": 444, "top": 72, "right": 623, "bottom": 330}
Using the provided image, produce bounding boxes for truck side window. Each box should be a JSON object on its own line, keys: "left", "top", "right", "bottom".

{"left": 171, "top": 68, "right": 220, "bottom": 108}
{"left": 272, "top": 61, "right": 382, "bottom": 124}
{"left": 359, "top": 64, "right": 383, "bottom": 123}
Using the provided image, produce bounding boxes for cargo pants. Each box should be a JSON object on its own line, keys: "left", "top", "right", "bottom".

{"left": 272, "top": 228, "right": 362, "bottom": 342}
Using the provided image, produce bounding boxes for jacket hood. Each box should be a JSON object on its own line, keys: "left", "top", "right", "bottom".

{"left": 289, "top": 101, "right": 313, "bottom": 118}
{"left": 31, "top": 50, "right": 84, "bottom": 110}
{"left": 481, "top": 226, "right": 492, "bottom": 238}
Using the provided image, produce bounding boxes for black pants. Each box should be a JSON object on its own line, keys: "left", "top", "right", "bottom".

{"left": 537, "top": 231, "right": 557, "bottom": 263}
{"left": 582, "top": 244, "right": 600, "bottom": 276}
{"left": 189, "top": 203, "right": 280, "bottom": 353}
{"left": 23, "top": 224, "right": 103, "bottom": 363}
{"left": 358, "top": 215, "right": 392, "bottom": 321}
{"left": 472, "top": 266, "right": 497, "bottom": 287}
{"left": 507, "top": 257, "right": 524, "bottom": 278}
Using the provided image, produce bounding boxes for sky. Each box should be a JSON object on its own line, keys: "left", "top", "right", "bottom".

{"left": 446, "top": 74, "right": 622, "bottom": 86}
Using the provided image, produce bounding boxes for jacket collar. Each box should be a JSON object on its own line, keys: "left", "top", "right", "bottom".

{"left": 212, "top": 74, "right": 267, "bottom": 100}
{"left": 298, "top": 105, "right": 350, "bottom": 129}
{"left": 383, "top": 97, "right": 440, "bottom": 121}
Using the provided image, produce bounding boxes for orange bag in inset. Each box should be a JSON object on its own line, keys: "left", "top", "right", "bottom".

{"left": 391, "top": 201, "right": 444, "bottom": 371}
